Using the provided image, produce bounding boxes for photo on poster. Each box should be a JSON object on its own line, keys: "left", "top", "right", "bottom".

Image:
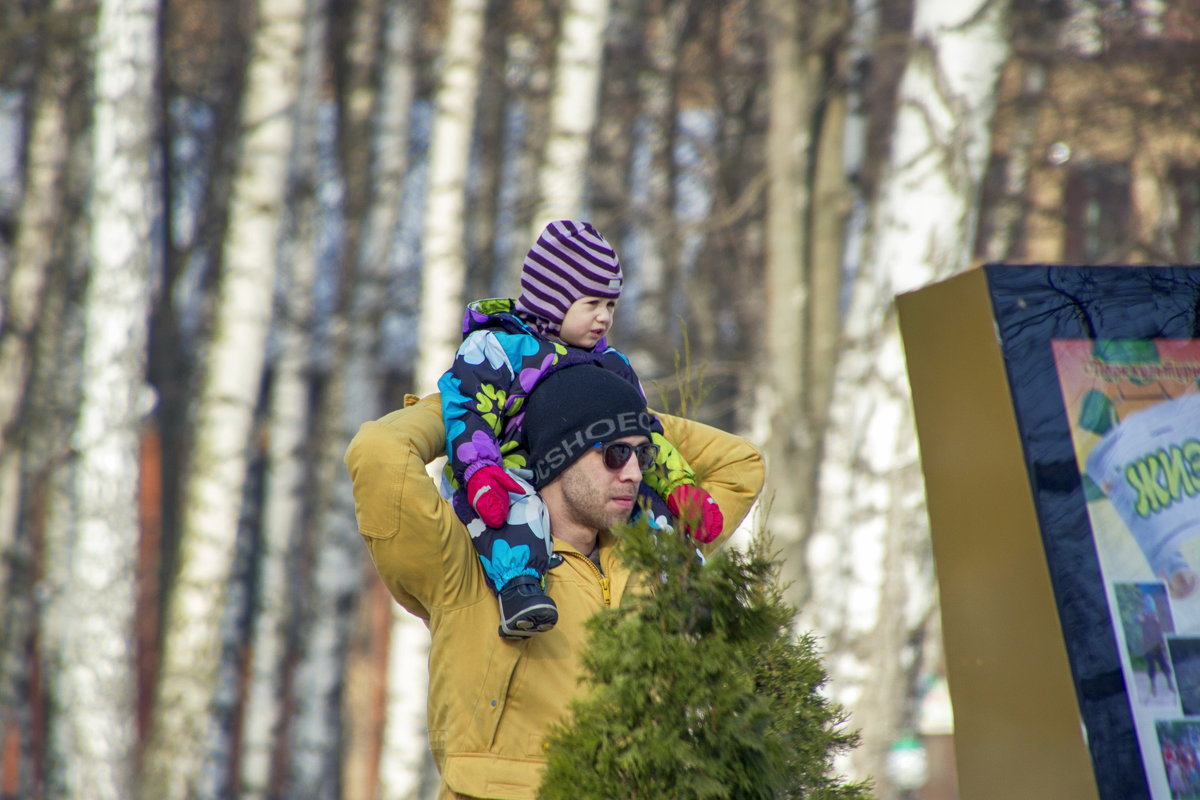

{"left": 1155, "top": 719, "right": 1200, "bottom": 799}
{"left": 1116, "top": 583, "right": 1179, "bottom": 707}
{"left": 1053, "top": 339, "right": 1200, "bottom": 797}
{"left": 1169, "top": 638, "right": 1200, "bottom": 718}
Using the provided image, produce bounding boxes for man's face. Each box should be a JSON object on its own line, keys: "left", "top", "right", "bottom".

{"left": 556, "top": 434, "right": 647, "bottom": 532}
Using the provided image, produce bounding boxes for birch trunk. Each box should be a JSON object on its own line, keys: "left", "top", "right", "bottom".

{"left": 494, "top": 1, "right": 556, "bottom": 288}
{"left": 413, "top": 0, "right": 487, "bottom": 396}
{"left": 238, "top": 3, "right": 326, "bottom": 796}
{"left": 332, "top": 0, "right": 383, "bottom": 287}
{"left": 379, "top": 613, "right": 435, "bottom": 800}
{"left": 51, "top": 0, "right": 160, "bottom": 795}
{"left": 531, "top": 0, "right": 612, "bottom": 228}
{"left": 697, "top": 0, "right": 769, "bottom": 432}
{"left": 289, "top": 348, "right": 390, "bottom": 797}
{"left": 287, "top": 421, "right": 362, "bottom": 800}
{"left": 29, "top": 262, "right": 90, "bottom": 799}
{"left": 341, "top": 6, "right": 431, "bottom": 798}
{"left": 806, "top": 9, "right": 851, "bottom": 449}
{"left": 140, "top": 0, "right": 306, "bottom": 795}
{"left": 397, "top": 5, "right": 489, "bottom": 794}
{"left": 285, "top": 7, "right": 365, "bottom": 783}
{"left": 626, "top": 1, "right": 687, "bottom": 375}
{"left": 321, "top": 0, "right": 386, "bottom": 796}
{"left": 237, "top": 216, "right": 314, "bottom": 800}
{"left": 465, "top": 0, "right": 510, "bottom": 301}
{"left": 977, "top": 61, "right": 1045, "bottom": 262}
{"left": 756, "top": 0, "right": 817, "bottom": 601}
{"left": 0, "top": 8, "right": 86, "bottom": 761}
{"left": 587, "top": 0, "right": 641, "bottom": 243}
{"left": 290, "top": 118, "right": 413, "bottom": 800}
{"left": 0, "top": 0, "right": 85, "bottom": 643}
{"left": 804, "top": 0, "right": 1010, "bottom": 794}
{"left": 758, "top": 0, "right": 853, "bottom": 608}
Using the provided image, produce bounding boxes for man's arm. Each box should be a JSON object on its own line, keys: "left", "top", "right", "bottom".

{"left": 344, "top": 394, "right": 486, "bottom": 620}
{"left": 657, "top": 412, "right": 765, "bottom": 552}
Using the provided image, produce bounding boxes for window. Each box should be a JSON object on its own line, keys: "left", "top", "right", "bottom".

{"left": 1165, "top": 166, "right": 1200, "bottom": 262}
{"left": 1063, "top": 162, "right": 1132, "bottom": 263}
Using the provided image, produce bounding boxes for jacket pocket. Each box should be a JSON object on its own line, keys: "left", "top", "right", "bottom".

{"left": 356, "top": 460, "right": 406, "bottom": 541}
{"left": 469, "top": 639, "right": 524, "bottom": 750}
{"left": 443, "top": 753, "right": 541, "bottom": 800}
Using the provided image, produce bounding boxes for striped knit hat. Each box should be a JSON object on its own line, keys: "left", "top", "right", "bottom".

{"left": 513, "top": 220, "right": 623, "bottom": 334}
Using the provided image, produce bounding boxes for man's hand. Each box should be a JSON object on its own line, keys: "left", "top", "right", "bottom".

{"left": 467, "top": 466, "right": 524, "bottom": 528}
{"left": 667, "top": 484, "right": 724, "bottom": 544}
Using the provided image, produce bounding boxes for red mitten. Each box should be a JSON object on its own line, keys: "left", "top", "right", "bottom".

{"left": 667, "top": 485, "right": 725, "bottom": 544}
{"left": 467, "top": 466, "right": 524, "bottom": 528}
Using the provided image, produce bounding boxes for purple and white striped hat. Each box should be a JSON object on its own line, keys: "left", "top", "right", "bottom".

{"left": 513, "top": 220, "right": 623, "bottom": 333}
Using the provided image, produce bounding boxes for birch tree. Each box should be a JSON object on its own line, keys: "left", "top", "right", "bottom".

{"left": 976, "top": 61, "right": 1047, "bottom": 262}
{"left": 684, "top": 0, "right": 769, "bottom": 429}
{"left": 28, "top": 249, "right": 91, "bottom": 800}
{"left": 493, "top": 0, "right": 558, "bottom": 288}
{"left": 283, "top": 6, "right": 366, "bottom": 791}
{"left": 803, "top": 0, "right": 1011, "bottom": 794}
{"left": 587, "top": 0, "right": 642, "bottom": 243}
{"left": 624, "top": 0, "right": 688, "bottom": 374}
{"left": 805, "top": 10, "right": 852, "bottom": 459}
{"left": 464, "top": 0, "right": 509, "bottom": 301}
{"left": 352, "top": 4, "right": 420, "bottom": 779}
{"left": 237, "top": 179, "right": 315, "bottom": 800}
{"left": 237, "top": 3, "right": 326, "bottom": 796}
{"left": 413, "top": 0, "right": 488, "bottom": 395}
{"left": 754, "top": 0, "right": 852, "bottom": 612}
{"left": 140, "top": 0, "right": 306, "bottom": 794}
{"left": 530, "top": 0, "right": 613, "bottom": 228}
{"left": 757, "top": 0, "right": 816, "bottom": 581}
{"left": 400, "top": 7, "right": 493, "bottom": 797}
{"left": 47, "top": 0, "right": 160, "bottom": 796}
{"left": 289, "top": 370, "right": 371, "bottom": 800}
{"left": 334, "top": 4, "right": 429, "bottom": 797}
{"left": 0, "top": 0, "right": 87, "bottom": 748}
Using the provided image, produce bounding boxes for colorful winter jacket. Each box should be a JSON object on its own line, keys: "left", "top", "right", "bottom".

{"left": 343, "top": 393, "right": 765, "bottom": 799}
{"left": 437, "top": 298, "right": 697, "bottom": 514}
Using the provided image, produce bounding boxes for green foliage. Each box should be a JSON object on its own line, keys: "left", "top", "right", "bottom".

{"left": 650, "top": 319, "right": 712, "bottom": 419}
{"left": 537, "top": 517, "right": 872, "bottom": 800}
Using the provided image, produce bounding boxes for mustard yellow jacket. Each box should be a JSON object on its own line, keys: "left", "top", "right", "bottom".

{"left": 344, "top": 393, "right": 765, "bottom": 800}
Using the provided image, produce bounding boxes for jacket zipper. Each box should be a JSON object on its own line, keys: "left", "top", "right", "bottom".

{"left": 566, "top": 552, "right": 611, "bottom": 605}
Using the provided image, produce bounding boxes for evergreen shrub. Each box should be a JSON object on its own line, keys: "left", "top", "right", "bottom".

{"left": 538, "top": 516, "right": 873, "bottom": 799}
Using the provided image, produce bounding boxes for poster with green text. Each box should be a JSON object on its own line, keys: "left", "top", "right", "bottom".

{"left": 1055, "top": 339, "right": 1200, "bottom": 800}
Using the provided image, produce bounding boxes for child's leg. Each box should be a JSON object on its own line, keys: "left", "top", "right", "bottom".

{"left": 1155, "top": 645, "right": 1176, "bottom": 691}
{"left": 1147, "top": 645, "right": 1161, "bottom": 693}
{"left": 461, "top": 472, "right": 558, "bottom": 637}
{"left": 635, "top": 483, "right": 673, "bottom": 531}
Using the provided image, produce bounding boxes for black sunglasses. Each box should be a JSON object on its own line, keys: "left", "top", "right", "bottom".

{"left": 592, "top": 441, "right": 659, "bottom": 472}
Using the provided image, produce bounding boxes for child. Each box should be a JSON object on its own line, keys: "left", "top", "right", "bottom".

{"left": 437, "top": 220, "right": 724, "bottom": 638}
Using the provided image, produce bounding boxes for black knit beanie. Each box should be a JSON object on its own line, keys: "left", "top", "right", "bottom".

{"left": 524, "top": 365, "right": 654, "bottom": 487}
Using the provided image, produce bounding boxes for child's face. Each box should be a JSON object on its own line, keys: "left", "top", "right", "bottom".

{"left": 560, "top": 296, "right": 617, "bottom": 348}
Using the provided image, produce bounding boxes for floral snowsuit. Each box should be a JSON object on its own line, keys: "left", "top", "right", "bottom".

{"left": 437, "top": 298, "right": 700, "bottom": 593}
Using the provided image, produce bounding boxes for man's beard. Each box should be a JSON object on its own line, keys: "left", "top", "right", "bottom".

{"left": 558, "top": 468, "right": 634, "bottom": 533}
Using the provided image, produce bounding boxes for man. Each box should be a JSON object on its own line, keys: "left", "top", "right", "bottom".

{"left": 344, "top": 365, "right": 764, "bottom": 799}
{"left": 1136, "top": 595, "right": 1174, "bottom": 699}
